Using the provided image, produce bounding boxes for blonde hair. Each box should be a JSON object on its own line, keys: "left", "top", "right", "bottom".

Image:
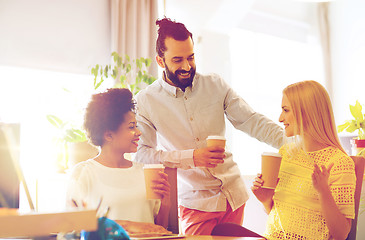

{"left": 283, "top": 80, "right": 346, "bottom": 154}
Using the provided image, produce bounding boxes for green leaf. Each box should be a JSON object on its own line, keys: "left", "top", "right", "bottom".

{"left": 120, "top": 75, "right": 126, "bottom": 84}
{"left": 93, "top": 77, "right": 97, "bottom": 87}
{"left": 64, "top": 128, "right": 87, "bottom": 142}
{"left": 111, "top": 51, "right": 118, "bottom": 57}
{"left": 91, "top": 65, "right": 99, "bottom": 78}
{"left": 360, "top": 119, "right": 365, "bottom": 129}
{"left": 126, "top": 64, "right": 131, "bottom": 73}
{"left": 145, "top": 58, "right": 152, "bottom": 67}
{"left": 46, "top": 115, "right": 64, "bottom": 129}
{"left": 94, "top": 78, "right": 104, "bottom": 90}
{"left": 104, "top": 65, "right": 109, "bottom": 78}
{"left": 112, "top": 52, "right": 119, "bottom": 63}
{"left": 136, "top": 59, "right": 142, "bottom": 70}
{"left": 346, "top": 120, "right": 358, "bottom": 133}
{"left": 117, "top": 56, "right": 122, "bottom": 67}
{"left": 138, "top": 71, "right": 143, "bottom": 79}
{"left": 112, "top": 66, "right": 118, "bottom": 79}
{"left": 337, "top": 121, "right": 351, "bottom": 132}
{"left": 350, "top": 100, "right": 363, "bottom": 121}
{"left": 147, "top": 76, "right": 156, "bottom": 85}
{"left": 125, "top": 54, "right": 130, "bottom": 62}
{"left": 91, "top": 67, "right": 95, "bottom": 76}
{"left": 142, "top": 74, "right": 147, "bottom": 82}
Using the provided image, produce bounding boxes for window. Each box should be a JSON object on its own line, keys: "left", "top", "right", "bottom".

{"left": 0, "top": 65, "right": 100, "bottom": 211}
{"left": 229, "top": 28, "right": 324, "bottom": 175}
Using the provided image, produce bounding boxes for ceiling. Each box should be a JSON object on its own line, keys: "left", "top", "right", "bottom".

{"left": 164, "top": 0, "right": 315, "bottom": 34}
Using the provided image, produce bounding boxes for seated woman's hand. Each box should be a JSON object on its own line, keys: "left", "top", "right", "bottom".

{"left": 152, "top": 171, "right": 171, "bottom": 207}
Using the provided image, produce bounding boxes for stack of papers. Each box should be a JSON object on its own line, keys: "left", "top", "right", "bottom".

{"left": 129, "top": 233, "right": 185, "bottom": 239}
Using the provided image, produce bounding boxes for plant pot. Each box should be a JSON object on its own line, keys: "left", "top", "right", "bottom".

{"left": 67, "top": 141, "right": 99, "bottom": 169}
{"left": 351, "top": 139, "right": 365, "bottom": 156}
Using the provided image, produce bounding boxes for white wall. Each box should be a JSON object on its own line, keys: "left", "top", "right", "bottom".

{"left": 0, "top": 0, "right": 111, "bottom": 74}
{"left": 330, "top": 2, "right": 365, "bottom": 235}
{"left": 330, "top": 0, "right": 365, "bottom": 124}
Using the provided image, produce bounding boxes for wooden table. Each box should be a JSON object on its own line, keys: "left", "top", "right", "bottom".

{"left": 0, "top": 234, "right": 265, "bottom": 240}
{"left": 162, "top": 236, "right": 265, "bottom": 240}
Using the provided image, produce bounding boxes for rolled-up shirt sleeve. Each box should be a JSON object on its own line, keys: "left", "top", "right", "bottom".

{"left": 223, "top": 79, "right": 284, "bottom": 149}
{"left": 135, "top": 93, "right": 195, "bottom": 169}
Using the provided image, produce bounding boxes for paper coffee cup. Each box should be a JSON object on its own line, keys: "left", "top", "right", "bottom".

{"left": 143, "top": 164, "right": 165, "bottom": 199}
{"left": 206, "top": 135, "right": 226, "bottom": 148}
{"left": 261, "top": 152, "right": 282, "bottom": 189}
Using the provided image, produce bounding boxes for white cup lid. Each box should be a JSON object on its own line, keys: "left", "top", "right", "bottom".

{"left": 261, "top": 152, "right": 281, "bottom": 157}
{"left": 207, "top": 135, "right": 226, "bottom": 141}
{"left": 143, "top": 164, "right": 165, "bottom": 169}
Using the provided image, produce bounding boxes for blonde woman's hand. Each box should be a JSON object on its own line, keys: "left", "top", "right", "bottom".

{"left": 251, "top": 173, "right": 264, "bottom": 191}
{"left": 251, "top": 173, "right": 275, "bottom": 213}
{"left": 312, "top": 163, "right": 334, "bottom": 193}
{"left": 251, "top": 173, "right": 274, "bottom": 202}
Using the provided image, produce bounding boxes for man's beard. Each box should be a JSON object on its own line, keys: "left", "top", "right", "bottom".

{"left": 164, "top": 61, "right": 196, "bottom": 90}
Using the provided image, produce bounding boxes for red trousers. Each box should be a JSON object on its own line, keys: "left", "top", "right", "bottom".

{"left": 179, "top": 201, "right": 245, "bottom": 235}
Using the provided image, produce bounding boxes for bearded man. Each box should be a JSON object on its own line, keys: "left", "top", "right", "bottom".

{"left": 134, "top": 17, "right": 284, "bottom": 235}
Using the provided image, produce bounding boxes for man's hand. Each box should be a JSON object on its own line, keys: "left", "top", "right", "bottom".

{"left": 193, "top": 146, "right": 225, "bottom": 168}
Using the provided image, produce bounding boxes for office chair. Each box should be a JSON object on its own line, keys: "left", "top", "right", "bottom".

{"left": 346, "top": 156, "right": 364, "bottom": 240}
{"left": 211, "top": 222, "right": 266, "bottom": 239}
{"left": 165, "top": 167, "right": 179, "bottom": 234}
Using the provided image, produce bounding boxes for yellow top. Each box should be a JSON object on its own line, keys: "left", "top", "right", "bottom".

{"left": 264, "top": 145, "right": 356, "bottom": 240}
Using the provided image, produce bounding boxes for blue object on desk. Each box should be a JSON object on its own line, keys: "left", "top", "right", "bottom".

{"left": 81, "top": 217, "right": 130, "bottom": 240}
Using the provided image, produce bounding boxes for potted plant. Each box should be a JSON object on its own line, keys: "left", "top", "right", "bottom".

{"left": 91, "top": 52, "right": 156, "bottom": 95}
{"left": 337, "top": 100, "right": 365, "bottom": 156}
{"left": 338, "top": 100, "right": 365, "bottom": 219}
{"left": 46, "top": 114, "right": 97, "bottom": 172}
{"left": 47, "top": 52, "right": 156, "bottom": 171}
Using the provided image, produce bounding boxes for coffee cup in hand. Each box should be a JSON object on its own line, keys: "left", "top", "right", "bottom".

{"left": 261, "top": 152, "right": 282, "bottom": 189}
{"left": 206, "top": 135, "right": 226, "bottom": 149}
{"left": 143, "top": 164, "right": 165, "bottom": 199}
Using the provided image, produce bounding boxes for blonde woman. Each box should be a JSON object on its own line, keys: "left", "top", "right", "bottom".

{"left": 252, "top": 80, "right": 356, "bottom": 240}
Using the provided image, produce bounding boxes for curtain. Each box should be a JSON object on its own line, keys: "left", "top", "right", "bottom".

{"left": 317, "top": 2, "right": 333, "bottom": 98}
{"left": 111, "top": 0, "right": 158, "bottom": 77}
